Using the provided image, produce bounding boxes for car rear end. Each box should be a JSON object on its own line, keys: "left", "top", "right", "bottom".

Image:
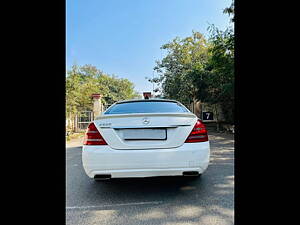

{"left": 82, "top": 99, "right": 210, "bottom": 180}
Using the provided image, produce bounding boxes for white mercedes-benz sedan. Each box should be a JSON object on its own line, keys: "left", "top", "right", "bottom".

{"left": 82, "top": 99, "right": 210, "bottom": 181}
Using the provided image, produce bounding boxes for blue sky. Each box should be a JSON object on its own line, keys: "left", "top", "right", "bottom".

{"left": 67, "top": 0, "right": 232, "bottom": 93}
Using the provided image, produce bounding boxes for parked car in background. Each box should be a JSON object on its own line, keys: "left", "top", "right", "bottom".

{"left": 82, "top": 99, "right": 210, "bottom": 181}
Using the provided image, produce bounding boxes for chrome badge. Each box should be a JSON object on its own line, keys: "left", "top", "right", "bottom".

{"left": 142, "top": 117, "right": 150, "bottom": 125}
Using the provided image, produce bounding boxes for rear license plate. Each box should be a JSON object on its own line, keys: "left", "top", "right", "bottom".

{"left": 123, "top": 128, "right": 167, "bottom": 140}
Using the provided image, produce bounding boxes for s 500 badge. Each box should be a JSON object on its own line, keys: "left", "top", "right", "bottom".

{"left": 97, "top": 122, "right": 111, "bottom": 127}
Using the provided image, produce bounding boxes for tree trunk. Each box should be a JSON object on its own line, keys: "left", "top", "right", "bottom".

{"left": 214, "top": 104, "right": 220, "bottom": 132}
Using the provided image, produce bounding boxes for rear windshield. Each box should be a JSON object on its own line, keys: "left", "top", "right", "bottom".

{"left": 104, "top": 101, "right": 189, "bottom": 114}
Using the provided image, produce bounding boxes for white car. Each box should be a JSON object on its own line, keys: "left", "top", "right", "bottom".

{"left": 82, "top": 99, "right": 210, "bottom": 181}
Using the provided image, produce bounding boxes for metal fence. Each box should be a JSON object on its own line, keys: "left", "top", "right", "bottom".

{"left": 76, "top": 111, "right": 94, "bottom": 131}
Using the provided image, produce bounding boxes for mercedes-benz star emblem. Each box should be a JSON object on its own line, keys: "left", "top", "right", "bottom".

{"left": 142, "top": 118, "right": 150, "bottom": 125}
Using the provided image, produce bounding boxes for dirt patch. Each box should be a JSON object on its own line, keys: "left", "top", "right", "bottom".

{"left": 66, "top": 133, "right": 85, "bottom": 147}
{"left": 208, "top": 131, "right": 234, "bottom": 141}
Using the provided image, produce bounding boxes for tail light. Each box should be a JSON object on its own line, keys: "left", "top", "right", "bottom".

{"left": 83, "top": 122, "right": 107, "bottom": 145}
{"left": 185, "top": 119, "right": 208, "bottom": 143}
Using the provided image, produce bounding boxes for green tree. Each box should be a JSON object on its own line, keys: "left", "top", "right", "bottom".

{"left": 149, "top": 31, "right": 209, "bottom": 105}
{"left": 99, "top": 74, "right": 138, "bottom": 105}
{"left": 223, "top": 0, "right": 234, "bottom": 22}
{"left": 66, "top": 64, "right": 138, "bottom": 117}
{"left": 193, "top": 25, "right": 234, "bottom": 123}
{"left": 148, "top": 1, "right": 235, "bottom": 124}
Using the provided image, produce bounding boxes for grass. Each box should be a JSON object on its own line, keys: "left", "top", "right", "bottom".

{"left": 66, "top": 132, "right": 85, "bottom": 142}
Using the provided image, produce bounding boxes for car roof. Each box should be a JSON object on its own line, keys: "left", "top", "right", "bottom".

{"left": 115, "top": 98, "right": 179, "bottom": 104}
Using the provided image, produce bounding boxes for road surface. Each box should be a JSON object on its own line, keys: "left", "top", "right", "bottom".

{"left": 66, "top": 132, "right": 234, "bottom": 225}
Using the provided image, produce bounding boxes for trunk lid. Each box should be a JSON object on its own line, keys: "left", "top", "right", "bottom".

{"left": 94, "top": 113, "right": 197, "bottom": 150}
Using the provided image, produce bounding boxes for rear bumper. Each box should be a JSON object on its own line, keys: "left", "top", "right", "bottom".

{"left": 82, "top": 142, "right": 210, "bottom": 178}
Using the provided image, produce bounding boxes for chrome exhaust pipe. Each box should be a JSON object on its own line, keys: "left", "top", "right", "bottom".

{"left": 94, "top": 174, "right": 111, "bottom": 180}
{"left": 182, "top": 171, "right": 199, "bottom": 176}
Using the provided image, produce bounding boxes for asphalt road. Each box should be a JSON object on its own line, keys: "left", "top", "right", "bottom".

{"left": 66, "top": 132, "right": 234, "bottom": 225}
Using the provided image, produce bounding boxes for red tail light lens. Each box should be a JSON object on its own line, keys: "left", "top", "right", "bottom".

{"left": 83, "top": 122, "right": 107, "bottom": 145}
{"left": 185, "top": 119, "right": 208, "bottom": 143}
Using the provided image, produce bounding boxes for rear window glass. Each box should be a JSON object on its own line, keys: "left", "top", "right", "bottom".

{"left": 104, "top": 101, "right": 189, "bottom": 114}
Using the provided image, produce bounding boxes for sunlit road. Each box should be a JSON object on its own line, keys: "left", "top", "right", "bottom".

{"left": 66, "top": 132, "right": 234, "bottom": 225}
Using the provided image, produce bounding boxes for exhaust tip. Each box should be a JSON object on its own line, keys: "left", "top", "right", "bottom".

{"left": 94, "top": 174, "right": 111, "bottom": 180}
{"left": 183, "top": 171, "right": 199, "bottom": 176}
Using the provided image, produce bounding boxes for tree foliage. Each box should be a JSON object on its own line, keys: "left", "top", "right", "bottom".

{"left": 66, "top": 64, "right": 138, "bottom": 116}
{"left": 223, "top": 0, "right": 234, "bottom": 22}
{"left": 195, "top": 25, "right": 234, "bottom": 123}
{"left": 148, "top": 2, "right": 234, "bottom": 123}
{"left": 149, "top": 31, "right": 209, "bottom": 104}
